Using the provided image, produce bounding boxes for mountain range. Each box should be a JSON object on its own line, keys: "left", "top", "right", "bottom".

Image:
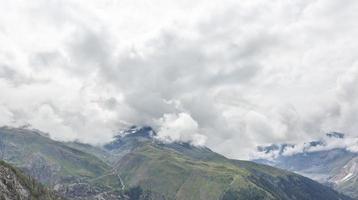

{"left": 0, "top": 126, "right": 354, "bottom": 200}
{"left": 253, "top": 132, "right": 358, "bottom": 199}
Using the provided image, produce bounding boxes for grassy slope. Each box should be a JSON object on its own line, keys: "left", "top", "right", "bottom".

{"left": 111, "top": 142, "right": 352, "bottom": 200}
{"left": 0, "top": 127, "right": 110, "bottom": 182}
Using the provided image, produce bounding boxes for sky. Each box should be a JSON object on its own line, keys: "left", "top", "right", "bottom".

{"left": 0, "top": 0, "right": 358, "bottom": 159}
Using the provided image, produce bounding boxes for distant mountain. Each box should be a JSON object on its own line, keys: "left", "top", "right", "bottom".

{"left": 253, "top": 132, "right": 358, "bottom": 199}
{"left": 0, "top": 126, "right": 353, "bottom": 200}
{"left": 0, "top": 160, "right": 63, "bottom": 200}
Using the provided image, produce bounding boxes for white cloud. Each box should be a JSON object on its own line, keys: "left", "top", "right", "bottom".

{"left": 252, "top": 133, "right": 358, "bottom": 160}
{"left": 1, "top": 0, "right": 358, "bottom": 158}
{"left": 156, "top": 113, "right": 206, "bottom": 146}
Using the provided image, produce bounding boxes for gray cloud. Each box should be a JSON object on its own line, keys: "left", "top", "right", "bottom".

{"left": 1, "top": 0, "right": 358, "bottom": 158}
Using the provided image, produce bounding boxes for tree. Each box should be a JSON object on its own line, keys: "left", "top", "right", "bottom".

{"left": 125, "top": 186, "right": 143, "bottom": 200}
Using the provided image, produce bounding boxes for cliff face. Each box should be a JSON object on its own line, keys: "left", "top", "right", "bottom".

{"left": 0, "top": 160, "right": 63, "bottom": 200}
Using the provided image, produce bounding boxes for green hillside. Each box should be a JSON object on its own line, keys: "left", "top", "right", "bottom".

{"left": 108, "top": 139, "right": 352, "bottom": 200}
{"left": 0, "top": 126, "right": 118, "bottom": 199}
{"left": 0, "top": 126, "right": 109, "bottom": 182}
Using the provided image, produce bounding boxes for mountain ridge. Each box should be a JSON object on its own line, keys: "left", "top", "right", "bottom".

{"left": 0, "top": 125, "right": 354, "bottom": 200}
{"left": 253, "top": 132, "right": 358, "bottom": 199}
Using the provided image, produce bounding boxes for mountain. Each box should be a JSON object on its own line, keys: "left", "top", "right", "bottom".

{"left": 0, "top": 126, "right": 353, "bottom": 200}
{"left": 0, "top": 126, "right": 121, "bottom": 199}
{"left": 0, "top": 160, "right": 63, "bottom": 200}
{"left": 253, "top": 132, "right": 358, "bottom": 199}
{"left": 98, "top": 126, "right": 352, "bottom": 200}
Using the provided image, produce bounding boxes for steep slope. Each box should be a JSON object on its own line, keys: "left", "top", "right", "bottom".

{"left": 0, "top": 160, "right": 63, "bottom": 200}
{"left": 101, "top": 127, "right": 352, "bottom": 200}
{"left": 253, "top": 133, "right": 358, "bottom": 199}
{"left": 332, "top": 157, "right": 358, "bottom": 198}
{"left": 0, "top": 126, "right": 119, "bottom": 199}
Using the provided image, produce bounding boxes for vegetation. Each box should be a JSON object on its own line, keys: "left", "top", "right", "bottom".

{"left": 0, "top": 127, "right": 110, "bottom": 183}
{"left": 112, "top": 142, "right": 352, "bottom": 200}
{"left": 222, "top": 187, "right": 267, "bottom": 200}
{"left": 0, "top": 126, "right": 353, "bottom": 200}
{"left": 125, "top": 186, "right": 143, "bottom": 200}
{"left": 0, "top": 160, "right": 64, "bottom": 200}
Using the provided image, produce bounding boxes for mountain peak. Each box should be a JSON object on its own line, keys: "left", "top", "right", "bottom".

{"left": 115, "top": 125, "right": 156, "bottom": 139}
{"left": 326, "top": 132, "right": 345, "bottom": 139}
{"left": 0, "top": 126, "right": 51, "bottom": 138}
{"left": 104, "top": 126, "right": 156, "bottom": 151}
{"left": 257, "top": 143, "right": 295, "bottom": 156}
{"left": 124, "top": 126, "right": 156, "bottom": 138}
{"left": 256, "top": 131, "right": 348, "bottom": 159}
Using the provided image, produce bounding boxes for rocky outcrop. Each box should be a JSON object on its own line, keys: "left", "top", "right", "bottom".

{"left": 0, "top": 162, "right": 30, "bottom": 199}
{"left": 0, "top": 160, "right": 63, "bottom": 200}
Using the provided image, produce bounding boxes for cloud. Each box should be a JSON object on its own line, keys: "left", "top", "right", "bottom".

{"left": 156, "top": 112, "right": 206, "bottom": 146}
{"left": 1, "top": 0, "right": 358, "bottom": 158}
{"left": 252, "top": 133, "right": 358, "bottom": 160}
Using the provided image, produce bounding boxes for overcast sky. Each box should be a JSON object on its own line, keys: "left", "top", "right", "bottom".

{"left": 1, "top": 0, "right": 358, "bottom": 159}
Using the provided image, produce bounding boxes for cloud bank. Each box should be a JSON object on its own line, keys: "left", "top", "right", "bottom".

{"left": 1, "top": 0, "right": 358, "bottom": 158}
{"left": 252, "top": 132, "right": 358, "bottom": 160}
{"left": 156, "top": 112, "right": 206, "bottom": 146}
